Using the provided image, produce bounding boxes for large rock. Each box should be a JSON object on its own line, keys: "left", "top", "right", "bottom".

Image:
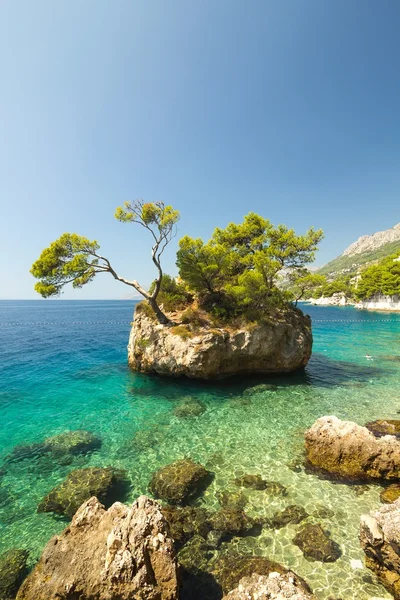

{"left": 222, "top": 572, "right": 315, "bottom": 600}
{"left": 360, "top": 498, "right": 400, "bottom": 599}
{"left": 293, "top": 523, "right": 341, "bottom": 562}
{"left": 128, "top": 308, "right": 312, "bottom": 379}
{"left": 305, "top": 416, "right": 400, "bottom": 481}
{"left": 0, "top": 549, "right": 29, "bottom": 600}
{"left": 17, "top": 496, "right": 178, "bottom": 600}
{"left": 149, "top": 459, "right": 212, "bottom": 504}
{"left": 37, "top": 467, "right": 129, "bottom": 517}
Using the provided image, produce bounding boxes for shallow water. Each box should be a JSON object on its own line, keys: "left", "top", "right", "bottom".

{"left": 0, "top": 299, "right": 399, "bottom": 599}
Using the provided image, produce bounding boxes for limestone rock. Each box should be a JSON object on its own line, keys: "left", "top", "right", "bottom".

{"left": 222, "top": 572, "right": 315, "bottom": 599}
{"left": 366, "top": 420, "right": 400, "bottom": 438}
{"left": 128, "top": 309, "right": 312, "bottom": 379}
{"left": 305, "top": 416, "right": 400, "bottom": 481}
{"left": 293, "top": 523, "right": 341, "bottom": 562}
{"left": 173, "top": 398, "right": 207, "bottom": 418}
{"left": 44, "top": 430, "right": 102, "bottom": 456}
{"left": 381, "top": 484, "right": 400, "bottom": 504}
{"left": 17, "top": 496, "right": 178, "bottom": 600}
{"left": 210, "top": 553, "right": 312, "bottom": 597}
{"left": 37, "top": 467, "right": 129, "bottom": 517}
{"left": 160, "top": 505, "right": 212, "bottom": 549}
{"left": 149, "top": 459, "right": 212, "bottom": 504}
{"left": 360, "top": 498, "right": 400, "bottom": 598}
{"left": 0, "top": 549, "right": 29, "bottom": 600}
{"left": 270, "top": 505, "right": 308, "bottom": 529}
{"left": 234, "top": 474, "right": 268, "bottom": 490}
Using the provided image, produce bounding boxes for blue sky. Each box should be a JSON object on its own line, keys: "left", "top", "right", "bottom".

{"left": 0, "top": 0, "right": 399, "bottom": 299}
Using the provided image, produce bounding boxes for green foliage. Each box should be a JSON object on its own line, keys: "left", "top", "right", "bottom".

{"left": 355, "top": 253, "right": 400, "bottom": 299}
{"left": 286, "top": 270, "right": 327, "bottom": 304}
{"left": 30, "top": 233, "right": 100, "bottom": 297}
{"left": 176, "top": 213, "right": 323, "bottom": 320}
{"left": 115, "top": 200, "right": 180, "bottom": 233}
{"left": 317, "top": 240, "right": 400, "bottom": 277}
{"left": 180, "top": 307, "right": 209, "bottom": 327}
{"left": 170, "top": 325, "right": 194, "bottom": 340}
{"left": 149, "top": 274, "right": 191, "bottom": 311}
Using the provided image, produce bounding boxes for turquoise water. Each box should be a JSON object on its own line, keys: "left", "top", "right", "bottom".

{"left": 0, "top": 300, "right": 400, "bottom": 599}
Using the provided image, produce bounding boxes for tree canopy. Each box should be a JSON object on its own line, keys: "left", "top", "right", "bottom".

{"left": 355, "top": 253, "right": 400, "bottom": 299}
{"left": 176, "top": 213, "right": 323, "bottom": 319}
{"left": 31, "top": 200, "right": 180, "bottom": 324}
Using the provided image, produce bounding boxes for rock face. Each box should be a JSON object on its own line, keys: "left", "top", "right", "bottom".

{"left": 308, "top": 294, "right": 350, "bottom": 307}
{"left": 343, "top": 223, "right": 400, "bottom": 257}
{"left": 355, "top": 294, "right": 400, "bottom": 312}
{"left": 222, "top": 572, "right": 315, "bottom": 600}
{"left": 305, "top": 416, "right": 400, "bottom": 481}
{"left": 360, "top": 498, "right": 400, "bottom": 599}
{"left": 381, "top": 484, "right": 400, "bottom": 504}
{"left": 149, "top": 459, "right": 212, "bottom": 504}
{"left": 37, "top": 467, "right": 129, "bottom": 517}
{"left": 17, "top": 496, "right": 179, "bottom": 600}
{"left": 0, "top": 549, "right": 29, "bottom": 600}
{"left": 128, "top": 309, "right": 312, "bottom": 379}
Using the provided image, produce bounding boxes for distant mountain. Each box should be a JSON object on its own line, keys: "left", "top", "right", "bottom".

{"left": 318, "top": 223, "right": 400, "bottom": 277}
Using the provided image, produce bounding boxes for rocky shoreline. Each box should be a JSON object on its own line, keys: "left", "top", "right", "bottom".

{"left": 4, "top": 415, "right": 400, "bottom": 599}
{"left": 307, "top": 293, "right": 400, "bottom": 312}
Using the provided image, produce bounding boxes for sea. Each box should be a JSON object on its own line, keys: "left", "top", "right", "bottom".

{"left": 0, "top": 299, "right": 399, "bottom": 599}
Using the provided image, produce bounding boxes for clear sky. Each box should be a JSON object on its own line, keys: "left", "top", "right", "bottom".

{"left": 0, "top": 1, "right": 399, "bottom": 299}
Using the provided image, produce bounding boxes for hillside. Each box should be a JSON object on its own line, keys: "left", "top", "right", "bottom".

{"left": 318, "top": 223, "right": 400, "bottom": 277}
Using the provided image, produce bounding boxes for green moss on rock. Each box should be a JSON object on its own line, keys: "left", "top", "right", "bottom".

{"left": 0, "top": 549, "right": 29, "bottom": 600}
{"left": 293, "top": 523, "right": 341, "bottom": 562}
{"left": 149, "top": 459, "right": 212, "bottom": 504}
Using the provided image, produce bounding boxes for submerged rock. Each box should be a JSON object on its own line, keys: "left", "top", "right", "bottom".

{"left": 161, "top": 505, "right": 212, "bottom": 549}
{"left": 149, "top": 459, "right": 212, "bottom": 504}
{"left": 210, "top": 553, "right": 311, "bottom": 596}
{"left": 380, "top": 483, "right": 400, "bottom": 504}
{"left": 217, "top": 490, "right": 248, "bottom": 511}
{"left": 37, "top": 467, "right": 129, "bottom": 517}
{"left": 177, "top": 535, "right": 213, "bottom": 573}
{"left": 0, "top": 549, "right": 29, "bottom": 600}
{"left": 233, "top": 474, "right": 267, "bottom": 490}
{"left": 360, "top": 498, "right": 400, "bottom": 599}
{"left": 44, "top": 430, "right": 101, "bottom": 456}
{"left": 305, "top": 416, "right": 400, "bottom": 481}
{"left": 17, "top": 496, "right": 179, "bottom": 600}
{"left": 293, "top": 523, "right": 341, "bottom": 562}
{"left": 222, "top": 572, "right": 315, "bottom": 600}
{"left": 128, "top": 309, "right": 312, "bottom": 379}
{"left": 209, "top": 508, "right": 255, "bottom": 537}
{"left": 366, "top": 419, "right": 400, "bottom": 438}
{"left": 173, "top": 398, "right": 207, "bottom": 418}
{"left": 312, "top": 505, "right": 335, "bottom": 520}
{"left": 270, "top": 505, "right": 309, "bottom": 529}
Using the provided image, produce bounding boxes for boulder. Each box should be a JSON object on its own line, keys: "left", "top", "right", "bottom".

{"left": 173, "top": 398, "right": 206, "bottom": 418}
{"left": 234, "top": 474, "right": 268, "bottom": 490}
{"left": 0, "top": 549, "right": 29, "bottom": 600}
{"left": 381, "top": 484, "right": 400, "bottom": 504}
{"left": 44, "top": 430, "right": 101, "bottom": 456}
{"left": 366, "top": 420, "right": 400, "bottom": 438}
{"left": 217, "top": 490, "right": 248, "bottom": 511}
{"left": 128, "top": 309, "right": 312, "bottom": 379}
{"left": 360, "top": 498, "right": 400, "bottom": 599}
{"left": 37, "top": 467, "right": 129, "bottom": 517}
{"left": 160, "top": 505, "right": 212, "bottom": 549}
{"left": 210, "top": 553, "right": 312, "bottom": 597}
{"left": 305, "top": 416, "right": 400, "bottom": 481}
{"left": 209, "top": 508, "right": 255, "bottom": 537}
{"left": 293, "top": 523, "right": 341, "bottom": 562}
{"left": 17, "top": 496, "right": 178, "bottom": 600}
{"left": 270, "top": 505, "right": 308, "bottom": 529}
{"left": 149, "top": 459, "right": 212, "bottom": 504}
{"left": 222, "top": 572, "right": 315, "bottom": 599}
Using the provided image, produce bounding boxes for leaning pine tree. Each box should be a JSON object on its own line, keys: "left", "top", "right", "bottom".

{"left": 30, "top": 201, "right": 180, "bottom": 325}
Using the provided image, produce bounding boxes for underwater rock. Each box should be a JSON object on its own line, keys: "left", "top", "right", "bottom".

{"left": 305, "top": 416, "right": 400, "bottom": 481}
{"left": 366, "top": 419, "right": 400, "bottom": 438}
{"left": 380, "top": 483, "right": 400, "bottom": 504}
{"left": 17, "top": 496, "right": 179, "bottom": 600}
{"left": 3, "top": 442, "right": 47, "bottom": 464}
{"left": 210, "top": 552, "right": 310, "bottom": 596}
{"left": 242, "top": 384, "right": 278, "bottom": 396}
{"left": 222, "top": 572, "right": 315, "bottom": 599}
{"left": 233, "top": 474, "right": 268, "bottom": 490}
{"left": 128, "top": 309, "right": 312, "bottom": 379}
{"left": 293, "top": 523, "right": 341, "bottom": 562}
{"left": 44, "top": 430, "right": 101, "bottom": 456}
{"left": 0, "top": 549, "right": 29, "bottom": 600}
{"left": 37, "top": 466, "right": 129, "bottom": 517}
{"left": 149, "top": 459, "right": 212, "bottom": 504}
{"left": 352, "top": 484, "right": 370, "bottom": 497}
{"left": 209, "top": 508, "right": 255, "bottom": 537}
{"left": 161, "top": 505, "right": 212, "bottom": 549}
{"left": 173, "top": 398, "right": 207, "bottom": 418}
{"left": 177, "top": 535, "right": 213, "bottom": 573}
{"left": 270, "top": 505, "right": 309, "bottom": 529}
{"left": 360, "top": 498, "right": 400, "bottom": 599}
{"left": 217, "top": 490, "right": 248, "bottom": 511}
{"left": 312, "top": 505, "right": 335, "bottom": 520}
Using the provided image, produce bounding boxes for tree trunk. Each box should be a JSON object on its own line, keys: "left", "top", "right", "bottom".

{"left": 148, "top": 297, "right": 171, "bottom": 325}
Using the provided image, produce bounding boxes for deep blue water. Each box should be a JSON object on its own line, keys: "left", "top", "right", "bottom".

{"left": 0, "top": 300, "right": 399, "bottom": 599}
